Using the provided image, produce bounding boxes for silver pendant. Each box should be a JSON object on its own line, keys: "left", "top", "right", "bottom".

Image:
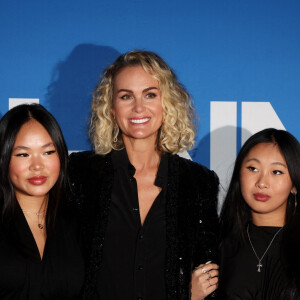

{"left": 257, "top": 262, "right": 262, "bottom": 272}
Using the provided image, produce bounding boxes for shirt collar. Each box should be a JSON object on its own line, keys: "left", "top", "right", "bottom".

{"left": 111, "top": 149, "right": 168, "bottom": 188}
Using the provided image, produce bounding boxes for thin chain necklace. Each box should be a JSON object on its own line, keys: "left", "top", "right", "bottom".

{"left": 21, "top": 209, "right": 45, "bottom": 216}
{"left": 22, "top": 209, "right": 45, "bottom": 229}
{"left": 247, "top": 224, "right": 283, "bottom": 272}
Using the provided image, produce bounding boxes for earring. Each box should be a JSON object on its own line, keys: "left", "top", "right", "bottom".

{"left": 113, "top": 122, "right": 119, "bottom": 143}
{"left": 294, "top": 191, "right": 297, "bottom": 210}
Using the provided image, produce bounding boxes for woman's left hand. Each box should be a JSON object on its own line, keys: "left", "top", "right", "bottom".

{"left": 190, "top": 262, "right": 219, "bottom": 300}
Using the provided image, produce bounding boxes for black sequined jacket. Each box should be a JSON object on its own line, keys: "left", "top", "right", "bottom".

{"left": 69, "top": 151, "right": 219, "bottom": 300}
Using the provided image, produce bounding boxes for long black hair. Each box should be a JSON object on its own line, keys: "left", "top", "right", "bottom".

{"left": 0, "top": 104, "right": 68, "bottom": 231}
{"left": 220, "top": 128, "right": 300, "bottom": 297}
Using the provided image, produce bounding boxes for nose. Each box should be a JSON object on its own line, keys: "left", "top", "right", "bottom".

{"left": 133, "top": 97, "right": 145, "bottom": 113}
{"left": 255, "top": 173, "right": 269, "bottom": 189}
{"left": 30, "top": 155, "right": 44, "bottom": 171}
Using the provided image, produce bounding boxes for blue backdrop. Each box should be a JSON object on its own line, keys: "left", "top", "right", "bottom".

{"left": 1, "top": 0, "right": 300, "bottom": 197}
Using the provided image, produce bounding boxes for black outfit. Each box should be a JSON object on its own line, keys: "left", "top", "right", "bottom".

{"left": 97, "top": 149, "right": 167, "bottom": 299}
{"left": 69, "top": 149, "right": 219, "bottom": 300}
{"left": 219, "top": 223, "right": 288, "bottom": 300}
{"left": 0, "top": 203, "right": 84, "bottom": 299}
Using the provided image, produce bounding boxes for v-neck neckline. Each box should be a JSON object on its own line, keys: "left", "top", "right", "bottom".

{"left": 15, "top": 202, "right": 47, "bottom": 262}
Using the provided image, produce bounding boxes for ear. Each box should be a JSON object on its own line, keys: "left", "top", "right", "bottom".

{"left": 291, "top": 187, "right": 297, "bottom": 195}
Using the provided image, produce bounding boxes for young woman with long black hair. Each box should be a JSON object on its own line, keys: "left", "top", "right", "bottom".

{"left": 0, "top": 104, "right": 84, "bottom": 299}
{"left": 219, "top": 128, "right": 300, "bottom": 299}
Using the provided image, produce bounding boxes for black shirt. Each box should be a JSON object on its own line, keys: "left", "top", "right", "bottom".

{"left": 219, "top": 223, "right": 288, "bottom": 299}
{"left": 0, "top": 203, "right": 84, "bottom": 299}
{"left": 96, "top": 149, "right": 168, "bottom": 300}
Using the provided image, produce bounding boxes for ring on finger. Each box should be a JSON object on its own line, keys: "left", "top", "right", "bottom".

{"left": 201, "top": 267, "right": 206, "bottom": 274}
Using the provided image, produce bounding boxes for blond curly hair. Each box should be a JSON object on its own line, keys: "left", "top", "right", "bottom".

{"left": 90, "top": 50, "right": 197, "bottom": 154}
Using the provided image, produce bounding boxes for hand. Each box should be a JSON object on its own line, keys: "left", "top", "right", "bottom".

{"left": 190, "top": 262, "right": 219, "bottom": 300}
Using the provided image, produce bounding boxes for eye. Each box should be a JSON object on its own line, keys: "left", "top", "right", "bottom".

{"left": 120, "top": 94, "right": 132, "bottom": 100}
{"left": 247, "top": 166, "right": 258, "bottom": 172}
{"left": 145, "top": 92, "right": 157, "bottom": 99}
{"left": 272, "top": 170, "right": 283, "bottom": 175}
{"left": 44, "top": 150, "right": 56, "bottom": 155}
{"left": 15, "top": 153, "right": 29, "bottom": 157}
{"left": 16, "top": 153, "right": 29, "bottom": 157}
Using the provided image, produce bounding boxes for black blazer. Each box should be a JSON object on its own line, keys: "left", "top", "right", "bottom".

{"left": 69, "top": 151, "right": 219, "bottom": 300}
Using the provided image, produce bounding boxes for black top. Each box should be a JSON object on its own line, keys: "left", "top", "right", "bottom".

{"left": 0, "top": 203, "right": 84, "bottom": 299}
{"left": 69, "top": 150, "right": 220, "bottom": 300}
{"left": 96, "top": 149, "right": 168, "bottom": 300}
{"left": 219, "top": 223, "right": 288, "bottom": 300}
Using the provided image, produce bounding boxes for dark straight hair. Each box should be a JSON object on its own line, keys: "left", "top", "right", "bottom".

{"left": 0, "top": 103, "right": 68, "bottom": 231}
{"left": 220, "top": 128, "right": 300, "bottom": 297}
{"left": 220, "top": 128, "right": 300, "bottom": 241}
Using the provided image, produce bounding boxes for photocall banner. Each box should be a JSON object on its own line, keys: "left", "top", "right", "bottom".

{"left": 1, "top": 0, "right": 300, "bottom": 204}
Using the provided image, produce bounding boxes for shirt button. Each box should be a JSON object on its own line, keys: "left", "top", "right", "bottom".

{"left": 139, "top": 234, "right": 144, "bottom": 240}
{"left": 137, "top": 297, "right": 143, "bottom": 300}
{"left": 138, "top": 264, "right": 143, "bottom": 270}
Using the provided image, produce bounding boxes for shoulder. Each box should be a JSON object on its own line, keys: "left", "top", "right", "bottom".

{"left": 168, "top": 153, "right": 219, "bottom": 186}
{"left": 68, "top": 151, "right": 113, "bottom": 194}
{"left": 68, "top": 151, "right": 114, "bottom": 215}
{"left": 69, "top": 151, "right": 110, "bottom": 175}
{"left": 69, "top": 150, "right": 108, "bottom": 167}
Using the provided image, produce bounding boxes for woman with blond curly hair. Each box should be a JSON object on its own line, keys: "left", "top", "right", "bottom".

{"left": 69, "top": 50, "right": 219, "bottom": 300}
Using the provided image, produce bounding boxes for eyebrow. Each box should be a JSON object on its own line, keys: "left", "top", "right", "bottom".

{"left": 245, "top": 158, "right": 287, "bottom": 168}
{"left": 143, "top": 87, "right": 158, "bottom": 92}
{"left": 12, "top": 142, "right": 55, "bottom": 151}
{"left": 116, "top": 87, "right": 159, "bottom": 94}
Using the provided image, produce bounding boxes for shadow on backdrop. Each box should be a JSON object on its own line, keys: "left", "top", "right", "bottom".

{"left": 192, "top": 125, "right": 251, "bottom": 211}
{"left": 191, "top": 125, "right": 252, "bottom": 168}
{"left": 45, "top": 44, "right": 121, "bottom": 150}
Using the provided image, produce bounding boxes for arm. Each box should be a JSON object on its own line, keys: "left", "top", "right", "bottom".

{"left": 191, "top": 170, "right": 220, "bottom": 299}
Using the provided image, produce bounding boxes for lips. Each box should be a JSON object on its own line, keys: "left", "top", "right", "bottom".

{"left": 129, "top": 117, "right": 150, "bottom": 124}
{"left": 253, "top": 193, "right": 270, "bottom": 202}
{"left": 28, "top": 176, "right": 47, "bottom": 185}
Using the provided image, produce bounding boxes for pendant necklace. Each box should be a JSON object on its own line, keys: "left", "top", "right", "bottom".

{"left": 247, "top": 224, "right": 283, "bottom": 272}
{"left": 22, "top": 209, "right": 45, "bottom": 229}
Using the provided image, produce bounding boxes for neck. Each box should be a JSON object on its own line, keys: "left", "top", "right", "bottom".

{"left": 251, "top": 212, "right": 285, "bottom": 227}
{"left": 123, "top": 135, "right": 161, "bottom": 171}
{"left": 17, "top": 194, "right": 48, "bottom": 213}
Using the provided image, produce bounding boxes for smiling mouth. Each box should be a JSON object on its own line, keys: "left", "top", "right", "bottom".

{"left": 129, "top": 118, "right": 150, "bottom": 124}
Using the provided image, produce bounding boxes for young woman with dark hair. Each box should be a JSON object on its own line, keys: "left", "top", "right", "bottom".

{"left": 219, "top": 128, "right": 300, "bottom": 299}
{"left": 0, "top": 104, "right": 84, "bottom": 299}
